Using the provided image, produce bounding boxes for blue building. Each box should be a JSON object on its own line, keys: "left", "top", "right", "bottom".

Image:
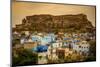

{"left": 32, "top": 45, "right": 48, "bottom": 52}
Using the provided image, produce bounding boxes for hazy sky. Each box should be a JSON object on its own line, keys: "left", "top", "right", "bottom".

{"left": 12, "top": 1, "right": 96, "bottom": 27}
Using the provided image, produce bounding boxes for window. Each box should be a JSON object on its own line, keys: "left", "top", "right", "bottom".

{"left": 79, "top": 46, "right": 81, "bottom": 48}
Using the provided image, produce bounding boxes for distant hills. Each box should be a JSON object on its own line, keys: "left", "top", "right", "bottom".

{"left": 13, "top": 14, "right": 94, "bottom": 33}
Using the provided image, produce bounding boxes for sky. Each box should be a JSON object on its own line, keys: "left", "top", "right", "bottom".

{"left": 12, "top": 1, "right": 96, "bottom": 27}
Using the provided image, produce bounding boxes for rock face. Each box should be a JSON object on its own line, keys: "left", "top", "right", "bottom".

{"left": 14, "top": 14, "right": 94, "bottom": 33}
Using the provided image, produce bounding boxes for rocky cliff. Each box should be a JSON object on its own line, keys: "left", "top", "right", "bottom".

{"left": 14, "top": 14, "right": 94, "bottom": 33}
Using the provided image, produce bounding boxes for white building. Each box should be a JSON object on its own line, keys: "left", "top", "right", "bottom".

{"left": 72, "top": 41, "right": 90, "bottom": 56}
{"left": 38, "top": 52, "right": 48, "bottom": 64}
{"left": 47, "top": 45, "right": 58, "bottom": 61}
{"left": 20, "top": 38, "right": 26, "bottom": 44}
{"left": 51, "top": 41, "right": 63, "bottom": 48}
{"left": 24, "top": 31, "right": 30, "bottom": 36}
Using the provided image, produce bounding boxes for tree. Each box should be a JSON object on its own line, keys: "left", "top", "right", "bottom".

{"left": 89, "top": 40, "right": 96, "bottom": 56}
{"left": 12, "top": 48, "right": 38, "bottom": 66}
{"left": 85, "top": 40, "right": 96, "bottom": 61}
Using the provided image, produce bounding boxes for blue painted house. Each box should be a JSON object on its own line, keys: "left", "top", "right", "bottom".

{"left": 32, "top": 45, "right": 48, "bottom": 52}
